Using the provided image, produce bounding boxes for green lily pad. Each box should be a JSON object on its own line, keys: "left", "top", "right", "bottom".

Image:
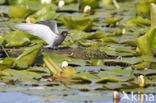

{"left": 29, "top": 7, "right": 57, "bottom": 23}
{"left": 84, "top": 30, "right": 106, "bottom": 39}
{"left": 9, "top": 5, "right": 33, "bottom": 18}
{"left": 137, "top": 27, "right": 156, "bottom": 56}
{"left": 103, "top": 17, "right": 123, "bottom": 25}
{"left": 91, "top": 60, "right": 103, "bottom": 66}
{"left": 135, "top": 1, "right": 150, "bottom": 18}
{"left": 4, "top": 30, "right": 30, "bottom": 47}
{"left": 103, "top": 82, "right": 136, "bottom": 89}
{"left": 96, "top": 69, "right": 134, "bottom": 83}
{"left": 15, "top": 45, "right": 41, "bottom": 69}
{"left": 72, "top": 71, "right": 99, "bottom": 83}
{"left": 134, "top": 69, "right": 156, "bottom": 76}
{"left": 62, "top": 16, "right": 96, "bottom": 31}
{"left": 0, "top": 71, "right": 10, "bottom": 76}
{"left": 3, "top": 69, "right": 41, "bottom": 82}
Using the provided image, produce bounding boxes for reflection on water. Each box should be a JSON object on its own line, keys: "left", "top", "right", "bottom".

{"left": 0, "top": 92, "right": 156, "bottom": 103}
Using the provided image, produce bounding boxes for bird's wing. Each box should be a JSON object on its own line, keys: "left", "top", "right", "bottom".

{"left": 15, "top": 23, "right": 58, "bottom": 46}
{"left": 36, "top": 21, "right": 59, "bottom": 34}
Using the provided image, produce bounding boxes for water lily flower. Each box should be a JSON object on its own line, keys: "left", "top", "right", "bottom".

{"left": 138, "top": 75, "right": 145, "bottom": 87}
{"left": 26, "top": 17, "right": 32, "bottom": 24}
{"left": 83, "top": 5, "right": 91, "bottom": 14}
{"left": 41, "top": 0, "right": 52, "bottom": 4}
{"left": 61, "top": 61, "right": 68, "bottom": 68}
{"left": 58, "top": 0, "right": 65, "bottom": 8}
{"left": 113, "top": 91, "right": 120, "bottom": 102}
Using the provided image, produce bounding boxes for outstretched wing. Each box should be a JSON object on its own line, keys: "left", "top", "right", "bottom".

{"left": 36, "top": 21, "right": 59, "bottom": 34}
{"left": 15, "top": 23, "right": 58, "bottom": 46}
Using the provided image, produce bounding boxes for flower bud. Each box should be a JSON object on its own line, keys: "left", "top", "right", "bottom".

{"left": 84, "top": 5, "right": 91, "bottom": 14}
{"left": 61, "top": 61, "right": 68, "bottom": 68}
{"left": 26, "top": 17, "right": 32, "bottom": 24}
{"left": 113, "top": 91, "right": 120, "bottom": 103}
{"left": 58, "top": 0, "right": 65, "bottom": 8}
{"left": 138, "top": 75, "right": 145, "bottom": 87}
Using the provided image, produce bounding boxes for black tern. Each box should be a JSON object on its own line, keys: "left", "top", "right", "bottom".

{"left": 15, "top": 21, "right": 68, "bottom": 48}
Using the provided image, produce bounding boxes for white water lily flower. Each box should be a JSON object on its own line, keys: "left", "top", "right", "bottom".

{"left": 41, "top": 0, "right": 52, "bottom": 4}
{"left": 84, "top": 5, "right": 91, "bottom": 14}
{"left": 58, "top": 0, "right": 65, "bottom": 8}
{"left": 26, "top": 17, "right": 32, "bottom": 24}
{"left": 113, "top": 91, "right": 120, "bottom": 100}
{"left": 61, "top": 61, "right": 68, "bottom": 68}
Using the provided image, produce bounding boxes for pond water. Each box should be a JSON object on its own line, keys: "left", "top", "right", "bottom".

{"left": 1, "top": 92, "right": 156, "bottom": 103}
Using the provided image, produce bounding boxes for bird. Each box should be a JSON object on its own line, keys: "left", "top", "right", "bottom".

{"left": 15, "top": 21, "right": 68, "bottom": 48}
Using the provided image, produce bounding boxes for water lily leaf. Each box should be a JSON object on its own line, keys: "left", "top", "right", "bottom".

{"left": 84, "top": 30, "right": 106, "bottom": 39}
{"left": 0, "top": 71, "right": 10, "bottom": 76}
{"left": 35, "top": 11, "right": 56, "bottom": 22}
{"left": 151, "top": 3, "right": 156, "bottom": 28}
{"left": 96, "top": 69, "right": 134, "bottom": 83}
{"left": 2, "top": 58, "right": 16, "bottom": 68}
{"left": 4, "top": 30, "right": 30, "bottom": 47}
{"left": 75, "top": 65, "right": 122, "bottom": 72}
{"left": 67, "top": 84, "right": 103, "bottom": 90}
{"left": 132, "top": 61, "right": 151, "bottom": 70}
{"left": 104, "top": 59, "right": 130, "bottom": 67}
{"left": 15, "top": 45, "right": 41, "bottom": 69}
{"left": 43, "top": 55, "right": 61, "bottom": 75}
{"left": 78, "top": 40, "right": 100, "bottom": 47}
{"left": 137, "top": 35, "right": 153, "bottom": 56}
{"left": 146, "top": 28, "right": 156, "bottom": 51}
{"left": 72, "top": 71, "right": 99, "bottom": 83}
{"left": 3, "top": 69, "right": 41, "bottom": 82}
{"left": 0, "top": 64, "right": 8, "bottom": 71}
{"left": 125, "top": 17, "right": 150, "bottom": 26}
{"left": 91, "top": 60, "right": 103, "bottom": 66}
{"left": 43, "top": 52, "right": 86, "bottom": 64}
{"left": 103, "top": 82, "right": 136, "bottom": 89}
{"left": 9, "top": 5, "right": 33, "bottom": 18}
{"left": 136, "top": 16, "right": 151, "bottom": 26}
{"left": 96, "top": 77, "right": 121, "bottom": 83}
{"left": 8, "top": 0, "right": 57, "bottom": 11}
{"left": 137, "top": 27, "right": 156, "bottom": 56}
{"left": 134, "top": 69, "right": 156, "bottom": 76}
{"left": 59, "top": 3, "right": 79, "bottom": 11}
{"left": 8, "top": 0, "right": 25, "bottom": 5}
{"left": 144, "top": 87, "right": 156, "bottom": 93}
{"left": 61, "top": 67, "right": 76, "bottom": 78}
{"left": 102, "top": 0, "right": 112, "bottom": 6}
{"left": 0, "top": 0, "right": 5, "bottom": 4}
{"left": 62, "top": 16, "right": 96, "bottom": 31}
{"left": 103, "top": 17, "right": 123, "bottom": 25}
{"left": 135, "top": 1, "right": 150, "bottom": 18}
{"left": 29, "top": 7, "right": 57, "bottom": 23}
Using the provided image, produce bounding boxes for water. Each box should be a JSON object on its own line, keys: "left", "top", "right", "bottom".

{"left": 0, "top": 92, "right": 156, "bottom": 103}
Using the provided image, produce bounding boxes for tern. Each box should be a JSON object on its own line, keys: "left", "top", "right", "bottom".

{"left": 15, "top": 21, "right": 68, "bottom": 48}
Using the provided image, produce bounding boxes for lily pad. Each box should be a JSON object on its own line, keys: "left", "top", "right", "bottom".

{"left": 3, "top": 69, "right": 41, "bottom": 82}
{"left": 103, "top": 17, "right": 123, "bottom": 25}
{"left": 96, "top": 69, "right": 135, "bottom": 83}
{"left": 62, "top": 16, "right": 97, "bottom": 31}
{"left": 9, "top": 5, "right": 33, "bottom": 18}
{"left": 4, "top": 30, "right": 30, "bottom": 47}
{"left": 15, "top": 45, "right": 41, "bottom": 69}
